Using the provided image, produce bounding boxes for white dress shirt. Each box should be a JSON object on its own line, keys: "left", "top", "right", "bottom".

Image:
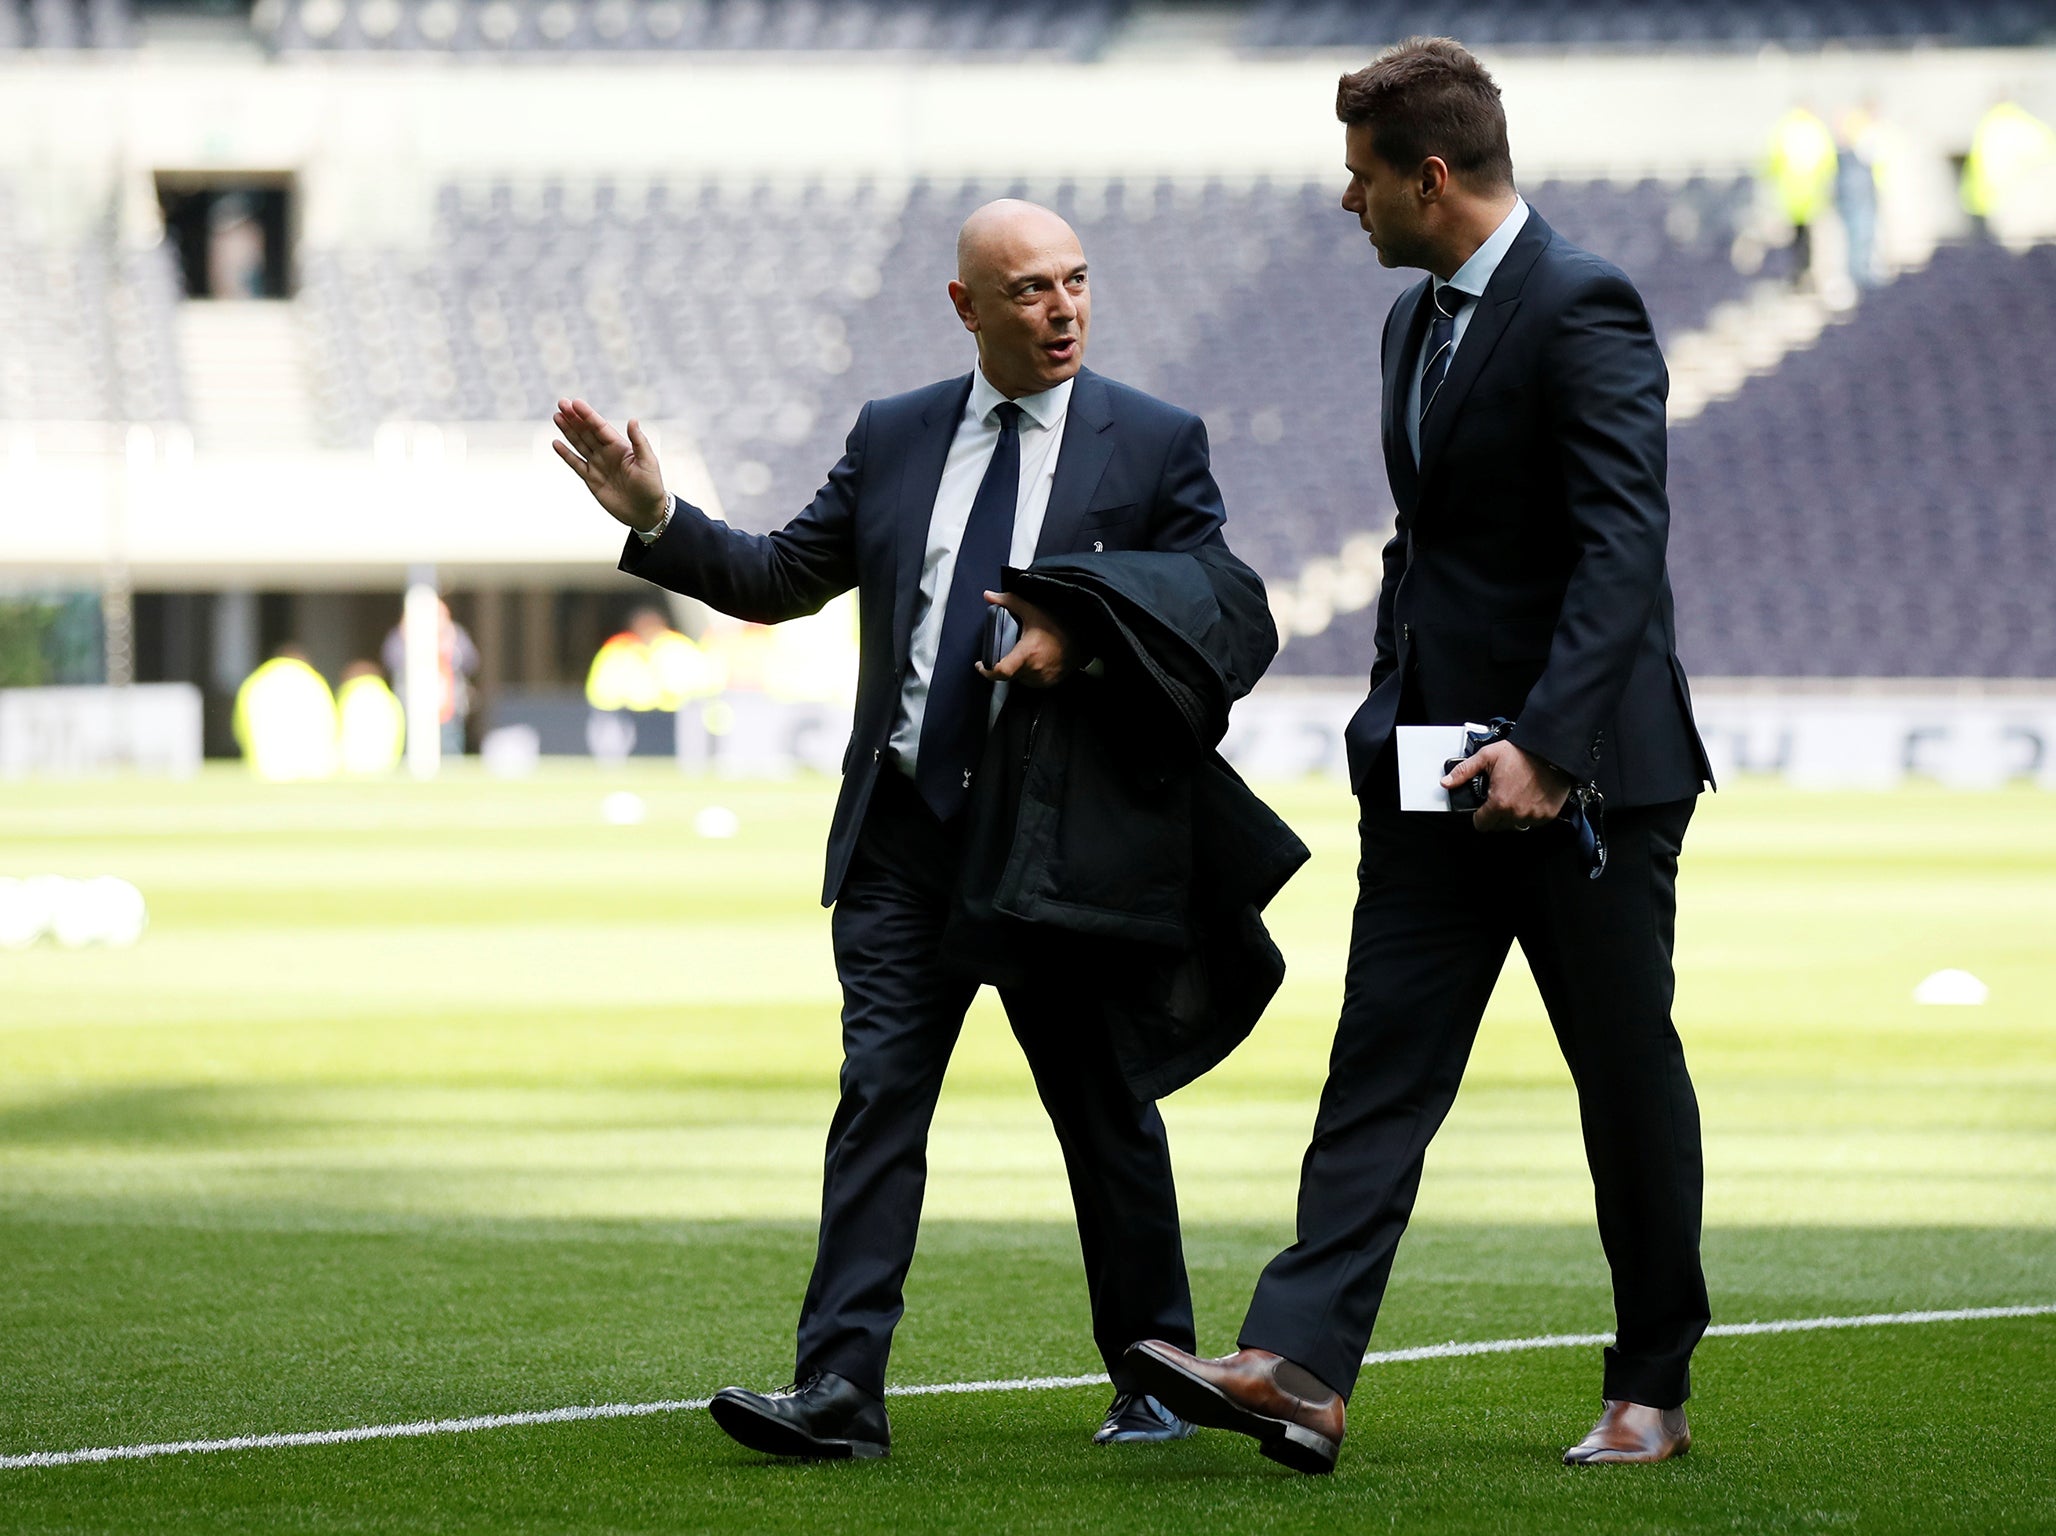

{"left": 1405, "top": 196, "right": 1529, "bottom": 464}
{"left": 639, "top": 368, "right": 1072, "bottom": 777}
{"left": 886, "top": 368, "right": 1073, "bottom": 776}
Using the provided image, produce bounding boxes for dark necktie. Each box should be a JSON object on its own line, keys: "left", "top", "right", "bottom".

{"left": 915, "top": 400, "right": 1022, "bottom": 821}
{"left": 1419, "top": 284, "right": 1475, "bottom": 431}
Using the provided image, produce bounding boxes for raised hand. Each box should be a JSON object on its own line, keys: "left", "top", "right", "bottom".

{"left": 551, "top": 398, "right": 670, "bottom": 533}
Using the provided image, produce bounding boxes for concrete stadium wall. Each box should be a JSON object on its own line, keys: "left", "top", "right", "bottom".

{"left": 0, "top": 420, "right": 721, "bottom": 588}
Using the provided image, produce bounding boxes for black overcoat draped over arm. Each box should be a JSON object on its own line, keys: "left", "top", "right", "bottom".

{"left": 952, "top": 543, "right": 1310, "bottom": 1099}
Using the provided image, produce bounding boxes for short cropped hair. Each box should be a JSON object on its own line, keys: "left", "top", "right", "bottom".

{"left": 1336, "top": 37, "right": 1515, "bottom": 189}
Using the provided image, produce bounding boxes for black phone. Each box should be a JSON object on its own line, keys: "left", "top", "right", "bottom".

{"left": 980, "top": 606, "right": 1020, "bottom": 672}
{"left": 1442, "top": 721, "right": 1509, "bottom": 811}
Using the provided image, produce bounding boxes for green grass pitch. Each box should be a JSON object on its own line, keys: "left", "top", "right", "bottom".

{"left": 1, "top": 766, "right": 2052, "bottom": 1533}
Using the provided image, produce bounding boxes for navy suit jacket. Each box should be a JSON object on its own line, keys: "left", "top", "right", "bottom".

{"left": 621, "top": 367, "right": 1229, "bottom": 905}
{"left": 1345, "top": 209, "right": 1714, "bottom": 806}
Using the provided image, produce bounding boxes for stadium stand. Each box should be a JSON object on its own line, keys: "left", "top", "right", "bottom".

{"left": 298, "top": 170, "right": 1756, "bottom": 599}
{"left": 256, "top": 0, "right": 1124, "bottom": 55}
{"left": 1277, "top": 233, "right": 2056, "bottom": 680}
{"left": 1667, "top": 239, "right": 2056, "bottom": 679}
{"left": 1240, "top": 0, "right": 2056, "bottom": 50}
{"left": 0, "top": 183, "right": 184, "bottom": 423}
{"left": 235, "top": 0, "right": 2056, "bottom": 56}
{"left": 21, "top": 156, "right": 2055, "bottom": 682}
{"left": 0, "top": 0, "right": 132, "bottom": 47}
{"left": 11, "top": 0, "right": 2052, "bottom": 59}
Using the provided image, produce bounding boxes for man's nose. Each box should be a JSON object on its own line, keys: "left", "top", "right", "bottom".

{"left": 1048, "top": 286, "right": 1077, "bottom": 323}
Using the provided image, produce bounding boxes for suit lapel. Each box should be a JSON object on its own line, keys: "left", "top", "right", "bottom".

{"left": 1034, "top": 369, "right": 1116, "bottom": 559}
{"left": 1415, "top": 210, "right": 1552, "bottom": 491}
{"left": 892, "top": 373, "right": 974, "bottom": 669}
{"left": 1383, "top": 279, "right": 1433, "bottom": 516}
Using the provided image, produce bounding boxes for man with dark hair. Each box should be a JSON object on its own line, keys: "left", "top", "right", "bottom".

{"left": 1129, "top": 37, "right": 1715, "bottom": 1474}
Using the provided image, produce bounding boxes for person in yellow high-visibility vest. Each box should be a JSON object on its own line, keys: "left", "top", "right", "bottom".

{"left": 336, "top": 660, "right": 406, "bottom": 774}
{"left": 1766, "top": 105, "right": 1839, "bottom": 285}
{"left": 232, "top": 646, "right": 338, "bottom": 782}
{"left": 586, "top": 607, "right": 724, "bottom": 712}
{"left": 1962, "top": 98, "right": 2056, "bottom": 239}
{"left": 646, "top": 620, "right": 727, "bottom": 709}
{"left": 586, "top": 628, "right": 660, "bottom": 713}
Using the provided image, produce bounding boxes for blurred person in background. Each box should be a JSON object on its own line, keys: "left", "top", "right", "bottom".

{"left": 1129, "top": 37, "right": 1715, "bottom": 1476}
{"left": 585, "top": 604, "right": 725, "bottom": 763}
{"left": 553, "top": 198, "right": 1288, "bottom": 1461}
{"left": 233, "top": 644, "right": 338, "bottom": 782}
{"left": 381, "top": 598, "right": 479, "bottom": 755}
{"left": 336, "top": 659, "right": 405, "bottom": 775}
{"left": 206, "top": 193, "right": 267, "bottom": 299}
{"left": 585, "top": 605, "right": 723, "bottom": 713}
{"left": 1766, "top": 103, "right": 1839, "bottom": 287}
{"left": 1835, "top": 105, "right": 1884, "bottom": 290}
{"left": 1962, "top": 95, "right": 2056, "bottom": 244}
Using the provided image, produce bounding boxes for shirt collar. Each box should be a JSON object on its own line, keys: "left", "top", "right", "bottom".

{"left": 1438, "top": 196, "right": 1529, "bottom": 304}
{"left": 969, "top": 368, "right": 1074, "bottom": 433}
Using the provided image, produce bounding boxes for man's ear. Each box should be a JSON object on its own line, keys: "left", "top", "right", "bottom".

{"left": 948, "top": 278, "right": 980, "bottom": 334}
{"left": 1417, "top": 156, "right": 1450, "bottom": 203}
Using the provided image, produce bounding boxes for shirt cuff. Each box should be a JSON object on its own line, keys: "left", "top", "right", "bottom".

{"left": 636, "top": 497, "right": 675, "bottom": 544}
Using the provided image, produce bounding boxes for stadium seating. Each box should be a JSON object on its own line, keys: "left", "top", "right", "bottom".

{"left": 257, "top": 0, "right": 1123, "bottom": 55}
{"left": 1666, "top": 239, "right": 2056, "bottom": 678}
{"left": 301, "top": 171, "right": 1751, "bottom": 530}
{"left": 15, "top": 0, "right": 2053, "bottom": 54}
{"left": 1241, "top": 0, "right": 2055, "bottom": 50}
{"left": 241, "top": 0, "right": 2056, "bottom": 56}
{"left": 1276, "top": 236, "right": 2056, "bottom": 681}
{"left": 300, "top": 171, "right": 1757, "bottom": 643}
{"left": 0, "top": 184, "right": 184, "bottom": 423}
{"left": 0, "top": 0, "right": 132, "bottom": 47}
{"left": 17, "top": 155, "right": 2052, "bottom": 680}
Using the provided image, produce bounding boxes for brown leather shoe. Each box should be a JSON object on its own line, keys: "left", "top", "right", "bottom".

{"left": 1124, "top": 1341, "right": 1344, "bottom": 1474}
{"left": 1562, "top": 1400, "right": 1691, "bottom": 1465}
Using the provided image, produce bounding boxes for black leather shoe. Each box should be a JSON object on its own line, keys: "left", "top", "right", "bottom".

{"left": 1093, "top": 1391, "right": 1196, "bottom": 1445}
{"left": 708, "top": 1372, "right": 890, "bottom": 1460}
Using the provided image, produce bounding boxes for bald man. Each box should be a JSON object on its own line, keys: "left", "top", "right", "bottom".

{"left": 553, "top": 201, "right": 1237, "bottom": 1458}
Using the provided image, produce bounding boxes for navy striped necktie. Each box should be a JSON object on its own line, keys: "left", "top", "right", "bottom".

{"left": 915, "top": 400, "right": 1022, "bottom": 822}
{"left": 1419, "top": 284, "right": 1475, "bottom": 429}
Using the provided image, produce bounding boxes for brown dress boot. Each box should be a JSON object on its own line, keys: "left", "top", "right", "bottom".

{"left": 1124, "top": 1341, "right": 1345, "bottom": 1474}
{"left": 1562, "top": 1400, "right": 1691, "bottom": 1464}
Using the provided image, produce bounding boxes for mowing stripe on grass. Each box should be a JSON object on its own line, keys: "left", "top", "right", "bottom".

{"left": 5, "top": 1303, "right": 2049, "bottom": 1471}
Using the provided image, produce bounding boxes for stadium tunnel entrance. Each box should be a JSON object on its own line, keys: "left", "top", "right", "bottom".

{"left": 155, "top": 171, "right": 295, "bottom": 300}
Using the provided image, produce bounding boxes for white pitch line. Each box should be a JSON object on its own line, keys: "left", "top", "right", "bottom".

{"left": 4, "top": 1303, "right": 2049, "bottom": 1472}
{"left": 1350, "top": 1303, "right": 2056, "bottom": 1365}
{"left": 0, "top": 1397, "right": 716, "bottom": 1472}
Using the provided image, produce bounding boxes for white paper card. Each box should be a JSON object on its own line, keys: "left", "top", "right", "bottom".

{"left": 1397, "top": 723, "right": 1477, "bottom": 812}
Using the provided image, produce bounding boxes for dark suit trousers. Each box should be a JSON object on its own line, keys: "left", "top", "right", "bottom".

{"left": 794, "top": 768, "right": 1196, "bottom": 1399}
{"left": 1239, "top": 792, "right": 1708, "bottom": 1409}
